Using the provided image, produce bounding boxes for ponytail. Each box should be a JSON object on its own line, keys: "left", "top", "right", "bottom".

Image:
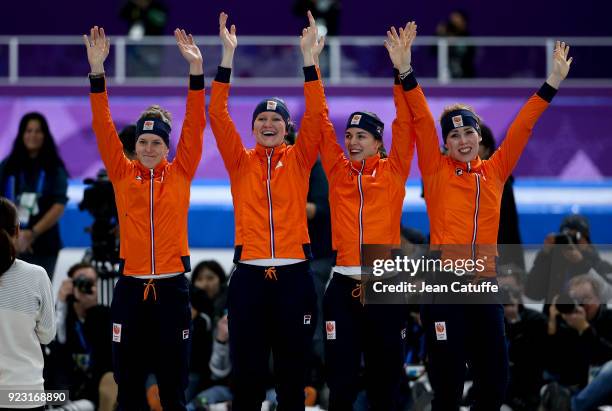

{"left": 0, "top": 197, "right": 18, "bottom": 277}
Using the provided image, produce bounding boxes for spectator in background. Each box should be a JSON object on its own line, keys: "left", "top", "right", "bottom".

{"left": 498, "top": 264, "right": 547, "bottom": 411}
{"left": 187, "top": 260, "right": 228, "bottom": 400}
{"left": 120, "top": 0, "right": 168, "bottom": 76}
{"left": 525, "top": 214, "right": 612, "bottom": 303}
{"left": 0, "top": 197, "right": 55, "bottom": 411}
{"left": 544, "top": 274, "right": 612, "bottom": 392}
{"left": 0, "top": 112, "right": 69, "bottom": 279}
{"left": 191, "top": 260, "right": 228, "bottom": 321}
{"left": 479, "top": 124, "right": 525, "bottom": 269}
{"left": 436, "top": 10, "right": 475, "bottom": 78}
{"left": 47, "top": 262, "right": 116, "bottom": 411}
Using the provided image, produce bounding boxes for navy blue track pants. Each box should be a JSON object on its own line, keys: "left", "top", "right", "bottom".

{"left": 324, "top": 273, "right": 405, "bottom": 411}
{"left": 420, "top": 298, "right": 509, "bottom": 411}
{"left": 111, "top": 274, "right": 191, "bottom": 411}
{"left": 228, "top": 261, "right": 317, "bottom": 411}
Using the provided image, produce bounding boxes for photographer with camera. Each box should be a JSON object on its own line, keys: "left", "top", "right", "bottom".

{"left": 526, "top": 214, "right": 612, "bottom": 303}
{"left": 541, "top": 274, "right": 612, "bottom": 405}
{"left": 48, "top": 262, "right": 115, "bottom": 411}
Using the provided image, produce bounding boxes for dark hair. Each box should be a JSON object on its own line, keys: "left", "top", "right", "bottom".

{"left": 118, "top": 124, "right": 137, "bottom": 157}
{"left": 479, "top": 124, "right": 495, "bottom": 158}
{"left": 67, "top": 262, "right": 96, "bottom": 279}
{"left": 2, "top": 112, "right": 68, "bottom": 178}
{"left": 191, "top": 260, "right": 227, "bottom": 285}
{"left": 0, "top": 197, "right": 18, "bottom": 277}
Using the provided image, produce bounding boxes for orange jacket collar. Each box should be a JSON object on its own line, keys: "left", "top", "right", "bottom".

{"left": 349, "top": 153, "right": 381, "bottom": 175}
{"left": 135, "top": 158, "right": 169, "bottom": 177}
{"left": 450, "top": 155, "right": 483, "bottom": 172}
{"left": 254, "top": 142, "right": 288, "bottom": 159}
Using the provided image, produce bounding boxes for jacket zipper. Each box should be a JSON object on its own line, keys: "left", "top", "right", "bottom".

{"left": 357, "top": 161, "right": 365, "bottom": 266}
{"left": 467, "top": 161, "right": 481, "bottom": 261}
{"left": 149, "top": 169, "right": 156, "bottom": 275}
{"left": 266, "top": 149, "right": 275, "bottom": 258}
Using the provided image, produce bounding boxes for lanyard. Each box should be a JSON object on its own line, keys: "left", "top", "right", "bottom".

{"left": 74, "top": 320, "right": 91, "bottom": 354}
{"left": 5, "top": 170, "right": 46, "bottom": 200}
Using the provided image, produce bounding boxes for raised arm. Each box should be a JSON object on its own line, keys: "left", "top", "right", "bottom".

{"left": 294, "top": 11, "right": 326, "bottom": 170}
{"left": 84, "top": 26, "right": 129, "bottom": 181}
{"left": 209, "top": 12, "right": 247, "bottom": 173}
{"left": 488, "top": 41, "right": 572, "bottom": 181}
{"left": 396, "top": 21, "right": 443, "bottom": 176}
{"left": 384, "top": 25, "right": 416, "bottom": 181}
{"left": 172, "top": 28, "right": 206, "bottom": 180}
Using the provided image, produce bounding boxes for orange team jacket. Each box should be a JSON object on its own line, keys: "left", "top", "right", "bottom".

{"left": 208, "top": 65, "right": 325, "bottom": 262}
{"left": 401, "top": 72, "right": 557, "bottom": 276}
{"left": 89, "top": 75, "right": 206, "bottom": 276}
{"left": 319, "top": 73, "right": 416, "bottom": 267}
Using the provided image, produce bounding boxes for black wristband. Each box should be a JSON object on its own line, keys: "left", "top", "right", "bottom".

{"left": 393, "top": 68, "right": 400, "bottom": 85}
{"left": 303, "top": 65, "right": 319, "bottom": 82}
{"left": 215, "top": 66, "right": 232, "bottom": 83}
{"left": 189, "top": 74, "right": 205, "bottom": 90}
{"left": 400, "top": 71, "right": 418, "bottom": 91}
{"left": 89, "top": 74, "right": 106, "bottom": 93}
{"left": 537, "top": 82, "right": 557, "bottom": 103}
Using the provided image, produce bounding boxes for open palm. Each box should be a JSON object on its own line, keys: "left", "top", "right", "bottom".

{"left": 219, "top": 12, "right": 237, "bottom": 52}
{"left": 552, "top": 40, "right": 572, "bottom": 80}
{"left": 83, "top": 26, "right": 110, "bottom": 72}
{"left": 175, "top": 28, "right": 202, "bottom": 64}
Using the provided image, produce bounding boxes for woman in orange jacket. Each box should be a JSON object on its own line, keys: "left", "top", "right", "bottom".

{"left": 84, "top": 26, "right": 205, "bottom": 410}
{"left": 208, "top": 12, "right": 325, "bottom": 410}
{"left": 315, "top": 24, "right": 416, "bottom": 411}
{"left": 399, "top": 22, "right": 573, "bottom": 410}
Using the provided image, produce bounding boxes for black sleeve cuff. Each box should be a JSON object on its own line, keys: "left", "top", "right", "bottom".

{"left": 401, "top": 71, "right": 418, "bottom": 91}
{"left": 393, "top": 68, "right": 400, "bottom": 85}
{"left": 215, "top": 66, "right": 232, "bottom": 83}
{"left": 537, "top": 82, "right": 557, "bottom": 103}
{"left": 89, "top": 75, "right": 106, "bottom": 93}
{"left": 189, "top": 74, "right": 205, "bottom": 90}
{"left": 303, "top": 65, "right": 319, "bottom": 82}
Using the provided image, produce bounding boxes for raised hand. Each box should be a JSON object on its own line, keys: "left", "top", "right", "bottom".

{"left": 174, "top": 28, "right": 203, "bottom": 75}
{"left": 83, "top": 26, "right": 110, "bottom": 74}
{"left": 219, "top": 12, "right": 237, "bottom": 68}
{"left": 300, "top": 10, "right": 318, "bottom": 67}
{"left": 548, "top": 40, "right": 572, "bottom": 88}
{"left": 384, "top": 21, "right": 417, "bottom": 73}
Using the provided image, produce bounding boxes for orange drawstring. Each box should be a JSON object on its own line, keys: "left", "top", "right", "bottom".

{"left": 351, "top": 282, "right": 366, "bottom": 305}
{"left": 264, "top": 267, "right": 278, "bottom": 281}
{"left": 143, "top": 279, "right": 157, "bottom": 301}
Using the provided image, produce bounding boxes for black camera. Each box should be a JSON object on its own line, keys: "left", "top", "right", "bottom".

{"left": 79, "top": 169, "right": 119, "bottom": 265}
{"left": 556, "top": 291, "right": 579, "bottom": 314}
{"left": 553, "top": 230, "right": 581, "bottom": 245}
{"left": 73, "top": 275, "right": 95, "bottom": 295}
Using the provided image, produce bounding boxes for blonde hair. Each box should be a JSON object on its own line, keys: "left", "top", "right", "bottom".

{"left": 139, "top": 105, "right": 172, "bottom": 128}
{"left": 439, "top": 103, "right": 483, "bottom": 126}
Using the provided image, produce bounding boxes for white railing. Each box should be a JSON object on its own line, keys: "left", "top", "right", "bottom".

{"left": 0, "top": 35, "right": 610, "bottom": 87}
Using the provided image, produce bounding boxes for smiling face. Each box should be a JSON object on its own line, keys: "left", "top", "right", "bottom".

{"left": 135, "top": 134, "right": 169, "bottom": 169}
{"left": 22, "top": 119, "right": 45, "bottom": 157}
{"left": 344, "top": 128, "right": 381, "bottom": 162}
{"left": 445, "top": 126, "right": 481, "bottom": 163}
{"left": 253, "top": 112, "right": 287, "bottom": 148}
